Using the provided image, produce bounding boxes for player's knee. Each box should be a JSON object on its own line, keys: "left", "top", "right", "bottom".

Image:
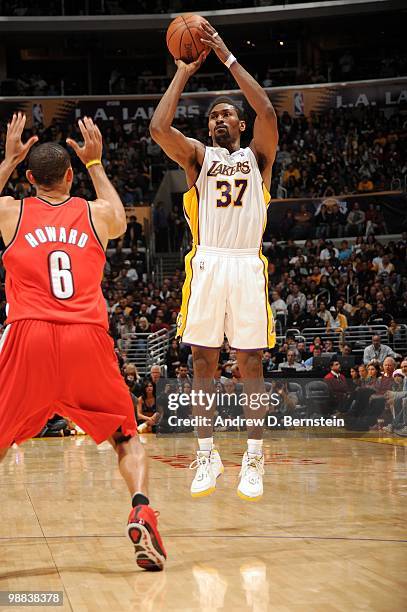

{"left": 116, "top": 434, "right": 145, "bottom": 457}
{"left": 192, "top": 351, "right": 216, "bottom": 378}
{"left": 0, "top": 448, "right": 9, "bottom": 462}
{"left": 239, "top": 351, "right": 263, "bottom": 377}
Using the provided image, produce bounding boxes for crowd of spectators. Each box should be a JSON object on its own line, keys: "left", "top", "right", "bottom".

{"left": 1, "top": 205, "right": 406, "bottom": 432}
{"left": 273, "top": 106, "right": 404, "bottom": 199}
{"left": 1, "top": 94, "right": 406, "bottom": 435}
{"left": 1, "top": 105, "right": 405, "bottom": 205}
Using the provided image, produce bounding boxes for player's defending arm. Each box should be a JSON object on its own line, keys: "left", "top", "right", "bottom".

{"left": 149, "top": 53, "right": 208, "bottom": 187}
{"left": 199, "top": 22, "right": 278, "bottom": 188}
{"left": 0, "top": 113, "right": 38, "bottom": 242}
{"left": 0, "top": 113, "right": 38, "bottom": 197}
{"left": 67, "top": 117, "right": 127, "bottom": 245}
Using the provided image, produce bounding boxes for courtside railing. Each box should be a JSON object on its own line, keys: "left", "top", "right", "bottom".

{"left": 122, "top": 326, "right": 176, "bottom": 375}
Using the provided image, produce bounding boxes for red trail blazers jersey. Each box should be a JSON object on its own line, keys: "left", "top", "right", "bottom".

{"left": 3, "top": 196, "right": 108, "bottom": 329}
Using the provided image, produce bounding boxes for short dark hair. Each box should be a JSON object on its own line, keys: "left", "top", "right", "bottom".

{"left": 208, "top": 96, "right": 245, "bottom": 121}
{"left": 28, "top": 143, "right": 71, "bottom": 186}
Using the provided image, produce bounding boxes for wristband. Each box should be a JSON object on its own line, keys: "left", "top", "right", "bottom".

{"left": 224, "top": 54, "right": 237, "bottom": 69}
{"left": 85, "top": 159, "right": 102, "bottom": 169}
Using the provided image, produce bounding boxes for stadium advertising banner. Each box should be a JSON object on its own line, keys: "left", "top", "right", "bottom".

{"left": 0, "top": 78, "right": 406, "bottom": 127}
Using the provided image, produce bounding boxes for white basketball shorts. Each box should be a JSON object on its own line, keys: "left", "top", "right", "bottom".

{"left": 176, "top": 246, "right": 276, "bottom": 350}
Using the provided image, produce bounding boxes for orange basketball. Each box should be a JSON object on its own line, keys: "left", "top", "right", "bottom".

{"left": 166, "top": 14, "right": 208, "bottom": 63}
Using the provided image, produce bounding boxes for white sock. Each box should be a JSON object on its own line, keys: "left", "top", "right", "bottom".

{"left": 198, "top": 437, "right": 214, "bottom": 455}
{"left": 247, "top": 439, "right": 263, "bottom": 457}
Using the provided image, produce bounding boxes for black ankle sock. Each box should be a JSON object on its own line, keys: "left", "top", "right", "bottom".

{"left": 132, "top": 493, "right": 149, "bottom": 507}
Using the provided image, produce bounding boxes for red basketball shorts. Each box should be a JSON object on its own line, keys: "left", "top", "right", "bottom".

{"left": 0, "top": 320, "right": 137, "bottom": 448}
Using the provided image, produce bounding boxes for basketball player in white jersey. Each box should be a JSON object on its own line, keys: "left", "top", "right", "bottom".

{"left": 150, "top": 21, "right": 278, "bottom": 500}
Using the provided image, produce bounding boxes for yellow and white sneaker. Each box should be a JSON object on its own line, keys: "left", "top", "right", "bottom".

{"left": 190, "top": 449, "right": 224, "bottom": 498}
{"left": 237, "top": 452, "right": 264, "bottom": 501}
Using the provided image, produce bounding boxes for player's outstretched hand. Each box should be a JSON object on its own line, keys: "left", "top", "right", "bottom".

{"left": 66, "top": 116, "right": 103, "bottom": 166}
{"left": 5, "top": 112, "right": 38, "bottom": 165}
{"left": 175, "top": 50, "right": 209, "bottom": 77}
{"left": 198, "top": 21, "right": 231, "bottom": 64}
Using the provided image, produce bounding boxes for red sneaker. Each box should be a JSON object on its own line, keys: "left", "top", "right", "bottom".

{"left": 127, "top": 505, "right": 167, "bottom": 571}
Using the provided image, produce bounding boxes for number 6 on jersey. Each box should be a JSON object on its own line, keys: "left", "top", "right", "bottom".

{"left": 48, "top": 250, "right": 74, "bottom": 299}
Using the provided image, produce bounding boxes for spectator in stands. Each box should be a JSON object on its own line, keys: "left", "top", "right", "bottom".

{"left": 166, "top": 339, "right": 181, "bottom": 378}
{"left": 123, "top": 259, "right": 138, "bottom": 282}
{"left": 283, "top": 163, "right": 300, "bottom": 187}
{"left": 262, "top": 350, "right": 276, "bottom": 378}
{"left": 324, "top": 360, "right": 349, "bottom": 412}
{"left": 358, "top": 364, "right": 369, "bottom": 385}
{"left": 368, "top": 302, "right": 393, "bottom": 327}
{"left": 345, "top": 202, "right": 366, "bottom": 236}
{"left": 373, "top": 357, "right": 396, "bottom": 395}
{"left": 176, "top": 363, "right": 192, "bottom": 390}
{"left": 309, "top": 335, "right": 323, "bottom": 353}
{"left": 319, "top": 241, "right": 339, "bottom": 261}
{"left": 286, "top": 302, "right": 303, "bottom": 329}
{"left": 118, "top": 315, "right": 136, "bottom": 351}
{"left": 386, "top": 361, "right": 407, "bottom": 432}
{"left": 123, "top": 363, "right": 142, "bottom": 396}
{"left": 368, "top": 357, "right": 397, "bottom": 428}
{"left": 146, "top": 364, "right": 162, "bottom": 386}
{"left": 299, "top": 305, "right": 325, "bottom": 330}
{"left": 357, "top": 176, "right": 374, "bottom": 192}
{"left": 286, "top": 283, "right": 307, "bottom": 312}
{"left": 374, "top": 254, "right": 394, "bottom": 279}
{"left": 135, "top": 316, "right": 150, "bottom": 350}
{"left": 363, "top": 334, "right": 398, "bottom": 364}
{"left": 304, "top": 346, "right": 322, "bottom": 369}
{"left": 349, "top": 366, "right": 361, "bottom": 391}
{"left": 272, "top": 381, "right": 297, "bottom": 417}
{"left": 365, "top": 204, "right": 388, "bottom": 235}
{"left": 317, "top": 301, "right": 332, "bottom": 326}
{"left": 327, "top": 306, "right": 348, "bottom": 332}
{"left": 136, "top": 380, "right": 159, "bottom": 433}
{"left": 271, "top": 290, "right": 288, "bottom": 323}
{"left": 278, "top": 349, "right": 306, "bottom": 371}
{"left": 388, "top": 319, "right": 406, "bottom": 349}
{"left": 124, "top": 215, "right": 143, "bottom": 247}
{"left": 326, "top": 203, "right": 346, "bottom": 238}
{"left": 338, "top": 240, "right": 353, "bottom": 262}
{"left": 314, "top": 204, "right": 330, "bottom": 239}
{"left": 365, "top": 362, "right": 381, "bottom": 387}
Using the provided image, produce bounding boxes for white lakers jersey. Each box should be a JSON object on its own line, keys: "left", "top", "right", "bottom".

{"left": 183, "top": 146, "right": 270, "bottom": 249}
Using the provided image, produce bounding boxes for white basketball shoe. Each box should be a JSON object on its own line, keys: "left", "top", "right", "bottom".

{"left": 190, "top": 448, "right": 224, "bottom": 498}
{"left": 237, "top": 452, "right": 264, "bottom": 501}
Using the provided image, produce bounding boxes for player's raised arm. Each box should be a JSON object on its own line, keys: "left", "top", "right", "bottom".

{"left": 0, "top": 112, "right": 38, "bottom": 197}
{"left": 66, "top": 117, "right": 127, "bottom": 241}
{"left": 199, "top": 22, "right": 278, "bottom": 188}
{"left": 149, "top": 54, "right": 207, "bottom": 185}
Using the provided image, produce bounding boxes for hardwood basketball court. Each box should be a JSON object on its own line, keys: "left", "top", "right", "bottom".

{"left": 0, "top": 432, "right": 406, "bottom": 611}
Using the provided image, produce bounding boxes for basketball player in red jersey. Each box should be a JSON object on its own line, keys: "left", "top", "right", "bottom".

{"left": 150, "top": 22, "right": 278, "bottom": 501}
{"left": 0, "top": 113, "right": 166, "bottom": 571}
